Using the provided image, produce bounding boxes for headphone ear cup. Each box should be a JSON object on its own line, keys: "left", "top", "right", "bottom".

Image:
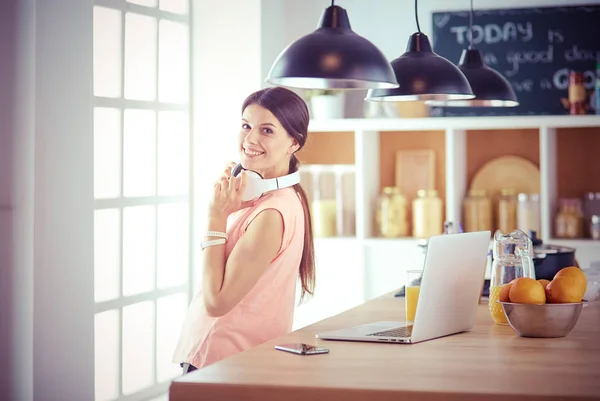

{"left": 240, "top": 170, "right": 265, "bottom": 202}
{"left": 231, "top": 163, "right": 244, "bottom": 177}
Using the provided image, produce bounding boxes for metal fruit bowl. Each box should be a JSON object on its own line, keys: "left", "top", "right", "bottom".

{"left": 498, "top": 301, "right": 585, "bottom": 338}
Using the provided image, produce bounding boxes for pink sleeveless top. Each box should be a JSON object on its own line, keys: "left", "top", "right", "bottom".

{"left": 172, "top": 187, "right": 305, "bottom": 369}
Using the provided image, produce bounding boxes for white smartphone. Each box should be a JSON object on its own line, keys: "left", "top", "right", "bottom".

{"left": 274, "top": 343, "right": 330, "bottom": 355}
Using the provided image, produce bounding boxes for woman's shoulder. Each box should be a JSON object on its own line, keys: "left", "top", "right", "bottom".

{"left": 236, "top": 188, "right": 304, "bottom": 241}
{"left": 260, "top": 188, "right": 304, "bottom": 213}
{"left": 242, "top": 188, "right": 303, "bottom": 226}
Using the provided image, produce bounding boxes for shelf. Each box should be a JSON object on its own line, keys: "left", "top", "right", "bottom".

{"left": 299, "top": 115, "right": 600, "bottom": 273}
{"left": 297, "top": 114, "right": 600, "bottom": 303}
{"left": 379, "top": 130, "right": 446, "bottom": 193}
{"left": 466, "top": 128, "right": 540, "bottom": 190}
{"left": 308, "top": 115, "right": 600, "bottom": 133}
{"left": 556, "top": 127, "right": 600, "bottom": 199}
{"left": 379, "top": 130, "right": 446, "bottom": 236}
{"left": 298, "top": 130, "right": 354, "bottom": 164}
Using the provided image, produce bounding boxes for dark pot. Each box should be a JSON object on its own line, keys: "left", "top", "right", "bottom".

{"left": 530, "top": 231, "right": 577, "bottom": 281}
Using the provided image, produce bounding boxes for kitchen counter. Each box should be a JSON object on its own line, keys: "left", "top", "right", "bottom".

{"left": 169, "top": 293, "right": 600, "bottom": 401}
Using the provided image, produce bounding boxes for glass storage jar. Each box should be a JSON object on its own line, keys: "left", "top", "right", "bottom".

{"left": 497, "top": 188, "right": 518, "bottom": 234}
{"left": 311, "top": 169, "right": 337, "bottom": 237}
{"left": 463, "top": 189, "right": 492, "bottom": 232}
{"left": 337, "top": 167, "right": 356, "bottom": 237}
{"left": 555, "top": 198, "right": 584, "bottom": 239}
{"left": 517, "top": 193, "right": 541, "bottom": 235}
{"left": 412, "top": 189, "right": 443, "bottom": 239}
{"left": 376, "top": 186, "right": 408, "bottom": 237}
{"left": 591, "top": 215, "right": 600, "bottom": 240}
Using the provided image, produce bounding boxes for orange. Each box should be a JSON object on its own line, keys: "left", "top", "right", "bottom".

{"left": 509, "top": 277, "right": 546, "bottom": 304}
{"left": 537, "top": 279, "right": 550, "bottom": 290}
{"left": 546, "top": 276, "right": 586, "bottom": 303}
{"left": 499, "top": 279, "right": 516, "bottom": 302}
{"left": 554, "top": 266, "right": 587, "bottom": 291}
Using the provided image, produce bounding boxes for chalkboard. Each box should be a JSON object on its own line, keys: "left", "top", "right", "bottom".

{"left": 430, "top": 5, "right": 600, "bottom": 117}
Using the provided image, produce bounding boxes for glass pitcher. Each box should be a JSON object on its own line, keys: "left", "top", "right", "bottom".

{"left": 488, "top": 229, "right": 535, "bottom": 325}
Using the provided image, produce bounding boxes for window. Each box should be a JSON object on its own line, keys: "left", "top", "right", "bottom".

{"left": 92, "top": 1, "right": 192, "bottom": 400}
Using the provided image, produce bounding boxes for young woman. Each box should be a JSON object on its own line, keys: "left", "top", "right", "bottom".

{"left": 172, "top": 87, "right": 316, "bottom": 373}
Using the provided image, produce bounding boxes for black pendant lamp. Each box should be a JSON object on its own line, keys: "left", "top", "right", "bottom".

{"left": 266, "top": 1, "right": 399, "bottom": 90}
{"left": 426, "top": 0, "right": 518, "bottom": 107}
{"left": 365, "top": 0, "right": 474, "bottom": 102}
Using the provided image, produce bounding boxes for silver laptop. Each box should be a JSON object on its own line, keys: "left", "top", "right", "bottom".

{"left": 316, "top": 231, "right": 491, "bottom": 344}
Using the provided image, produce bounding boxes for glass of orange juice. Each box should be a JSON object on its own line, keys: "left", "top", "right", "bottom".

{"left": 405, "top": 269, "right": 423, "bottom": 321}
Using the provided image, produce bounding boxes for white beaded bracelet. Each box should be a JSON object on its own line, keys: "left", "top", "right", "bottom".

{"left": 205, "top": 231, "right": 228, "bottom": 240}
{"left": 201, "top": 238, "right": 227, "bottom": 250}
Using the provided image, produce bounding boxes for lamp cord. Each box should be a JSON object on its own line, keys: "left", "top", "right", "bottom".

{"left": 415, "top": 0, "right": 421, "bottom": 33}
{"left": 469, "top": 0, "right": 474, "bottom": 47}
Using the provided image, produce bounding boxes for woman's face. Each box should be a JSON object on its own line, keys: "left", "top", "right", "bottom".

{"left": 239, "top": 104, "right": 299, "bottom": 178}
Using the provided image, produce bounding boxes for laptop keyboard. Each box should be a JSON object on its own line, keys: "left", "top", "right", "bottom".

{"left": 367, "top": 325, "right": 413, "bottom": 338}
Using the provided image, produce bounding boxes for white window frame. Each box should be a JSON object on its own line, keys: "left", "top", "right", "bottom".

{"left": 92, "top": 1, "right": 195, "bottom": 400}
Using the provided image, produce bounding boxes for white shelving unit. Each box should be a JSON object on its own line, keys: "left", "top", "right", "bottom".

{"left": 308, "top": 114, "right": 600, "bottom": 244}
{"left": 292, "top": 115, "right": 600, "bottom": 329}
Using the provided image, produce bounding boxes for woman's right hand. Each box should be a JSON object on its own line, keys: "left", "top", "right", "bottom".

{"left": 219, "top": 162, "right": 237, "bottom": 182}
{"left": 209, "top": 162, "right": 247, "bottom": 220}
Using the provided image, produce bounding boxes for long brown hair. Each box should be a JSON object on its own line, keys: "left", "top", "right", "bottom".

{"left": 241, "top": 87, "right": 315, "bottom": 303}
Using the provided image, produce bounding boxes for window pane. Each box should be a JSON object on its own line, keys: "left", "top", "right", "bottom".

{"left": 123, "top": 206, "right": 156, "bottom": 296}
{"left": 94, "top": 108, "right": 122, "bottom": 199}
{"left": 123, "top": 110, "right": 156, "bottom": 197}
{"left": 124, "top": 13, "right": 157, "bottom": 101}
{"left": 122, "top": 301, "right": 155, "bottom": 395}
{"left": 93, "top": 7, "right": 122, "bottom": 98}
{"left": 94, "top": 209, "right": 121, "bottom": 303}
{"left": 158, "top": 20, "right": 189, "bottom": 104}
{"left": 158, "top": 111, "right": 189, "bottom": 195}
{"left": 95, "top": 310, "right": 120, "bottom": 401}
{"left": 127, "top": 0, "right": 157, "bottom": 6}
{"left": 157, "top": 203, "right": 188, "bottom": 289}
{"left": 156, "top": 292, "right": 187, "bottom": 381}
{"left": 159, "top": 0, "right": 188, "bottom": 15}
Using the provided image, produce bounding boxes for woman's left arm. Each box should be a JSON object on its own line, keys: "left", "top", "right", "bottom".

{"left": 202, "top": 209, "right": 283, "bottom": 317}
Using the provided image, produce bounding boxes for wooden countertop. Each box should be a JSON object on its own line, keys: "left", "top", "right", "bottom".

{"left": 169, "top": 293, "right": 600, "bottom": 401}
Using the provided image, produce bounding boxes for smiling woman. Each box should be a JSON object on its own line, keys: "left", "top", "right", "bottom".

{"left": 172, "top": 87, "right": 316, "bottom": 372}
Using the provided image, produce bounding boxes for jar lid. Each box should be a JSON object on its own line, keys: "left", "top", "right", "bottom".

{"left": 417, "top": 189, "right": 438, "bottom": 197}
{"left": 383, "top": 186, "right": 402, "bottom": 194}
{"left": 518, "top": 193, "right": 540, "bottom": 201}
{"left": 500, "top": 188, "right": 517, "bottom": 196}
{"left": 468, "top": 189, "right": 487, "bottom": 197}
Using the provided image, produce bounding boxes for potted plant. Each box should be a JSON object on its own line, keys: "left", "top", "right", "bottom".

{"left": 304, "top": 89, "right": 345, "bottom": 120}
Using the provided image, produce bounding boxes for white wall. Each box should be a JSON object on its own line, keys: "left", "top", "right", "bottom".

{"left": 191, "top": 0, "right": 265, "bottom": 288}
{"left": 0, "top": 1, "right": 34, "bottom": 399}
{"left": 0, "top": 1, "right": 95, "bottom": 400}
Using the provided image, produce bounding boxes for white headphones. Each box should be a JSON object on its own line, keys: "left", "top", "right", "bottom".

{"left": 231, "top": 163, "right": 300, "bottom": 201}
